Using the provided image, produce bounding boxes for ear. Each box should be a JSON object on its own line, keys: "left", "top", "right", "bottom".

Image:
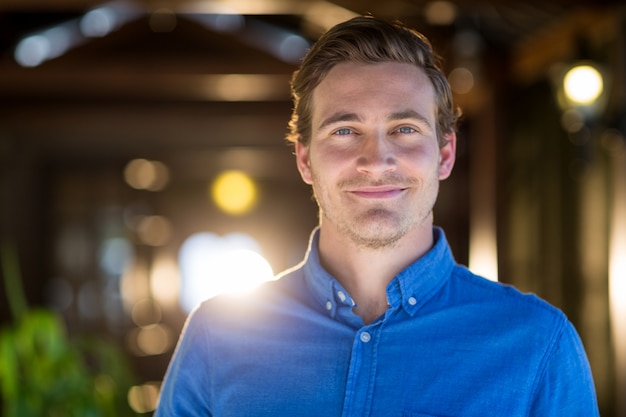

{"left": 438, "top": 131, "right": 457, "bottom": 180}
{"left": 295, "top": 141, "right": 313, "bottom": 185}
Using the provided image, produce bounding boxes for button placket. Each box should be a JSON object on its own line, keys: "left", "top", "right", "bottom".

{"left": 342, "top": 325, "right": 379, "bottom": 416}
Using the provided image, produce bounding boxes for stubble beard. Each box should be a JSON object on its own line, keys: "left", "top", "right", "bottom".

{"left": 312, "top": 173, "right": 438, "bottom": 251}
{"left": 335, "top": 207, "right": 410, "bottom": 250}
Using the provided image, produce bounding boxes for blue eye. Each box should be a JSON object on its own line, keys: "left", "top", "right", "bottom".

{"left": 397, "top": 126, "right": 416, "bottom": 134}
{"left": 334, "top": 128, "right": 353, "bottom": 136}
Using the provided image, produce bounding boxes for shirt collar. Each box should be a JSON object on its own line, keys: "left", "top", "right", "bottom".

{"left": 386, "top": 227, "right": 455, "bottom": 316}
{"left": 302, "top": 229, "right": 357, "bottom": 322}
{"left": 302, "top": 227, "right": 455, "bottom": 320}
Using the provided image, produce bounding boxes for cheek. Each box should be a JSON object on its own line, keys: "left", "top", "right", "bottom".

{"left": 398, "top": 145, "right": 439, "bottom": 171}
{"left": 317, "top": 154, "right": 357, "bottom": 185}
{"left": 312, "top": 144, "right": 353, "bottom": 169}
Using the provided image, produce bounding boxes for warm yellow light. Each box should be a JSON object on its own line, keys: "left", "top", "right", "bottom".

{"left": 120, "top": 258, "right": 150, "bottom": 312}
{"left": 126, "top": 322, "right": 174, "bottom": 357}
{"left": 469, "top": 226, "right": 498, "bottom": 281}
{"left": 130, "top": 298, "right": 162, "bottom": 327}
{"left": 563, "top": 65, "right": 603, "bottom": 105}
{"left": 124, "top": 158, "right": 170, "bottom": 191}
{"left": 609, "top": 146, "right": 626, "bottom": 408}
{"left": 136, "top": 215, "right": 172, "bottom": 246}
{"left": 206, "top": 74, "right": 290, "bottom": 101}
{"left": 449, "top": 67, "right": 474, "bottom": 95}
{"left": 150, "top": 254, "right": 180, "bottom": 308}
{"left": 211, "top": 170, "right": 258, "bottom": 215}
{"left": 136, "top": 324, "right": 173, "bottom": 355}
{"left": 424, "top": 1, "right": 457, "bottom": 26}
{"left": 303, "top": 1, "right": 358, "bottom": 32}
{"left": 128, "top": 382, "right": 160, "bottom": 414}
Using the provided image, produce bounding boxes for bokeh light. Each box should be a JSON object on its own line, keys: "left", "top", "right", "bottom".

{"left": 15, "top": 35, "right": 50, "bottom": 67}
{"left": 449, "top": 67, "right": 475, "bottom": 94}
{"left": 424, "top": 1, "right": 457, "bottom": 26}
{"left": 136, "top": 215, "right": 172, "bottom": 247}
{"left": 210, "top": 170, "right": 258, "bottom": 215}
{"left": 563, "top": 64, "right": 604, "bottom": 105}
{"left": 124, "top": 158, "right": 170, "bottom": 191}
{"left": 561, "top": 108, "right": 585, "bottom": 133}
{"left": 150, "top": 254, "right": 180, "bottom": 307}
{"left": 120, "top": 257, "right": 151, "bottom": 312}
{"left": 128, "top": 382, "right": 160, "bottom": 414}
{"left": 131, "top": 298, "right": 162, "bottom": 327}
{"left": 210, "top": 74, "right": 287, "bottom": 101}
{"left": 136, "top": 324, "right": 173, "bottom": 355}
{"left": 178, "top": 232, "right": 275, "bottom": 312}
{"left": 14, "top": 23, "right": 77, "bottom": 67}
{"left": 99, "top": 237, "right": 134, "bottom": 276}
{"left": 608, "top": 139, "right": 626, "bottom": 399}
{"left": 80, "top": 6, "right": 116, "bottom": 37}
{"left": 126, "top": 322, "right": 174, "bottom": 357}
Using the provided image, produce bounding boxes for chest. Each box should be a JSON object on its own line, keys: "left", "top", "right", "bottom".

{"left": 206, "top": 311, "right": 540, "bottom": 417}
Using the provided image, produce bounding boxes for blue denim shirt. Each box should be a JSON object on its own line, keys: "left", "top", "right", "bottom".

{"left": 156, "top": 228, "right": 599, "bottom": 416}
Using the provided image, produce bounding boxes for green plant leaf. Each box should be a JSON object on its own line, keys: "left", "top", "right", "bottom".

{"left": 1, "top": 241, "right": 28, "bottom": 321}
{"left": 0, "top": 328, "right": 18, "bottom": 400}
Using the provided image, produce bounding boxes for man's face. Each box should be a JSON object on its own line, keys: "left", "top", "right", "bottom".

{"left": 296, "top": 62, "right": 456, "bottom": 249}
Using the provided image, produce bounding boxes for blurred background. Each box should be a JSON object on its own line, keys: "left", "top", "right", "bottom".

{"left": 0, "top": 0, "right": 625, "bottom": 415}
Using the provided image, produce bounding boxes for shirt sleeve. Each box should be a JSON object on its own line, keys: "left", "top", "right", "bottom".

{"left": 154, "top": 306, "right": 212, "bottom": 417}
{"left": 529, "top": 319, "right": 599, "bottom": 416}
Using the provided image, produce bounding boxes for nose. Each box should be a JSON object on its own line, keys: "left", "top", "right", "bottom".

{"left": 356, "top": 133, "right": 396, "bottom": 176}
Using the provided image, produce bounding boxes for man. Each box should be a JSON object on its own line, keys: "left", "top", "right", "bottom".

{"left": 156, "top": 16, "right": 599, "bottom": 416}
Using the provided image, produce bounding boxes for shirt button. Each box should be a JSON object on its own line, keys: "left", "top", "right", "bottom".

{"left": 408, "top": 296, "right": 417, "bottom": 306}
{"left": 326, "top": 301, "right": 333, "bottom": 310}
{"left": 360, "top": 332, "right": 371, "bottom": 343}
{"left": 337, "top": 291, "right": 347, "bottom": 302}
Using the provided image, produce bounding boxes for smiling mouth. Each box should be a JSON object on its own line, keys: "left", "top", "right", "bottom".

{"left": 349, "top": 186, "right": 407, "bottom": 199}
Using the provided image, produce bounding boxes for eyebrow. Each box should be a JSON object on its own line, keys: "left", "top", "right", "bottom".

{"left": 318, "top": 109, "right": 432, "bottom": 131}
{"left": 388, "top": 110, "right": 432, "bottom": 129}
{"left": 318, "top": 112, "right": 361, "bottom": 131}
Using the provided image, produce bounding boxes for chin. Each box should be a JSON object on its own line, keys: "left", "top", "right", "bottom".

{"left": 345, "top": 222, "right": 408, "bottom": 250}
{"left": 352, "top": 235, "right": 403, "bottom": 250}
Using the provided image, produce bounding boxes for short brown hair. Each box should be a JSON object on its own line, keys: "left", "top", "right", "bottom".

{"left": 286, "top": 15, "right": 461, "bottom": 147}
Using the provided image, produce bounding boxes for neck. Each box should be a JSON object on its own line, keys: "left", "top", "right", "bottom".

{"left": 317, "top": 222, "right": 433, "bottom": 324}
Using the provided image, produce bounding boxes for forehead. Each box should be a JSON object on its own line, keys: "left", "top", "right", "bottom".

{"left": 311, "top": 62, "right": 436, "bottom": 124}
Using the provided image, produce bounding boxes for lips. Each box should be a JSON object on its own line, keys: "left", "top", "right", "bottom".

{"left": 348, "top": 185, "right": 407, "bottom": 199}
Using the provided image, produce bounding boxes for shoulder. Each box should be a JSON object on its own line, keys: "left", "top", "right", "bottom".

{"left": 446, "top": 264, "right": 571, "bottom": 332}
{"left": 445, "top": 267, "right": 598, "bottom": 415}
{"left": 445, "top": 266, "right": 593, "bottom": 380}
{"left": 190, "top": 264, "right": 310, "bottom": 327}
